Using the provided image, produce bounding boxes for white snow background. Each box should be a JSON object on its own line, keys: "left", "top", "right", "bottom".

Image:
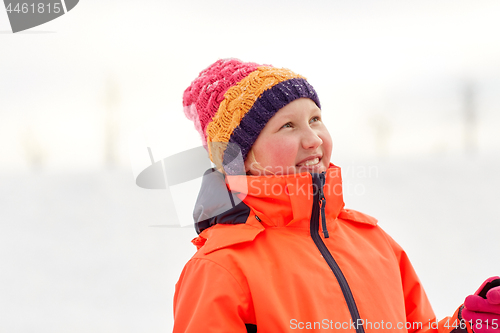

{"left": 1, "top": 0, "right": 500, "bottom": 332}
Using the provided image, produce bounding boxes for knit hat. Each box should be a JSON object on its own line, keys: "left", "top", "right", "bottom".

{"left": 183, "top": 58, "right": 321, "bottom": 175}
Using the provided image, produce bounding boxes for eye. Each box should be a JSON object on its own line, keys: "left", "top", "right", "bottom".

{"left": 310, "top": 116, "right": 321, "bottom": 124}
{"left": 281, "top": 122, "right": 293, "bottom": 129}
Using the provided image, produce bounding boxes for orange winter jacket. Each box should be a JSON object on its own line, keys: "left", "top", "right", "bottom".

{"left": 173, "top": 164, "right": 470, "bottom": 333}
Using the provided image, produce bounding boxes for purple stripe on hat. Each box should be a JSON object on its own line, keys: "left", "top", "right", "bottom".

{"left": 222, "top": 78, "right": 321, "bottom": 174}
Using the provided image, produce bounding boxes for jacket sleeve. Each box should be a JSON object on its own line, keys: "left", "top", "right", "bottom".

{"left": 173, "top": 257, "right": 255, "bottom": 333}
{"left": 384, "top": 232, "right": 473, "bottom": 333}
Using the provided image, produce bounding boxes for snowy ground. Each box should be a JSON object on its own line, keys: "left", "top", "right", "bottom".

{"left": 1, "top": 154, "right": 499, "bottom": 332}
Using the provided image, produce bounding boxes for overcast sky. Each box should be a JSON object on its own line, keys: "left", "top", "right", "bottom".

{"left": 2, "top": 0, "right": 500, "bottom": 173}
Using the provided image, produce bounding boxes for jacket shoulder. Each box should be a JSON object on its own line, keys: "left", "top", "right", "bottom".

{"left": 192, "top": 214, "right": 265, "bottom": 255}
{"left": 337, "top": 208, "right": 378, "bottom": 226}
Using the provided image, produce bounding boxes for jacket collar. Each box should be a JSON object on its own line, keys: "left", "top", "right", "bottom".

{"left": 193, "top": 164, "right": 355, "bottom": 253}
{"left": 225, "top": 163, "right": 345, "bottom": 229}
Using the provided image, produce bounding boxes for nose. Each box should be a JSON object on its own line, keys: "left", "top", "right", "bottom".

{"left": 301, "top": 127, "right": 323, "bottom": 150}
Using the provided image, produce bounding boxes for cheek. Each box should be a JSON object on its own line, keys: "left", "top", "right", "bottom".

{"left": 259, "top": 137, "right": 298, "bottom": 167}
{"left": 319, "top": 127, "right": 333, "bottom": 160}
{"left": 322, "top": 129, "right": 333, "bottom": 150}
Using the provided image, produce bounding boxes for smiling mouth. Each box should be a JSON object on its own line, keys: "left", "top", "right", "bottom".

{"left": 296, "top": 157, "right": 321, "bottom": 167}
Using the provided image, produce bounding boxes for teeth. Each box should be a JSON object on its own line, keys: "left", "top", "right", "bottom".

{"left": 298, "top": 157, "right": 320, "bottom": 166}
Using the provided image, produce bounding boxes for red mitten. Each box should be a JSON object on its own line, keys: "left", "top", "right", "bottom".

{"left": 462, "top": 277, "right": 500, "bottom": 333}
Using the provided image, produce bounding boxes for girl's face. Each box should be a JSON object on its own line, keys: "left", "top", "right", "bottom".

{"left": 244, "top": 98, "right": 332, "bottom": 175}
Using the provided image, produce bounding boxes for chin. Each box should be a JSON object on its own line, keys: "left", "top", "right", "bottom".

{"left": 295, "top": 165, "right": 324, "bottom": 174}
{"left": 317, "top": 165, "right": 328, "bottom": 173}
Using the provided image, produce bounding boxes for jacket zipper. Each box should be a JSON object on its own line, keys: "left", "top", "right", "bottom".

{"left": 310, "top": 172, "right": 365, "bottom": 333}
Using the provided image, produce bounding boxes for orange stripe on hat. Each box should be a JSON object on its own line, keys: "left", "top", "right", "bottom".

{"left": 206, "top": 66, "right": 304, "bottom": 163}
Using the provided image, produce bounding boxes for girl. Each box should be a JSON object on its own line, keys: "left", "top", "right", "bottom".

{"left": 173, "top": 58, "right": 500, "bottom": 332}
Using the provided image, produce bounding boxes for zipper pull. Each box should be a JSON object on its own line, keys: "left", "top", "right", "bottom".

{"left": 320, "top": 197, "right": 329, "bottom": 238}
{"left": 319, "top": 172, "right": 329, "bottom": 238}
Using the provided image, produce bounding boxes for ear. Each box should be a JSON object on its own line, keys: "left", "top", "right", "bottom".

{"left": 243, "top": 149, "right": 253, "bottom": 175}
{"left": 244, "top": 161, "right": 253, "bottom": 175}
